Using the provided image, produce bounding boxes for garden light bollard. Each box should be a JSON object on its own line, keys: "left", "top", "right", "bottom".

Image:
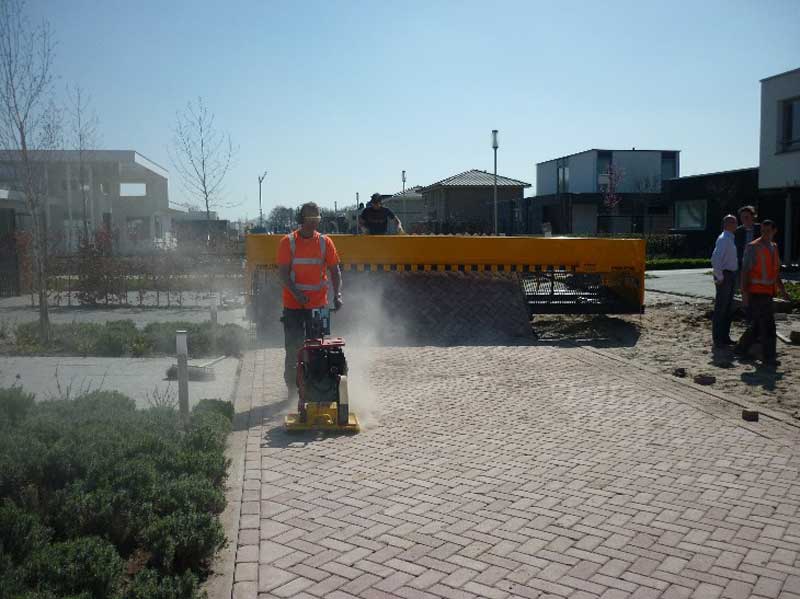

{"left": 176, "top": 330, "right": 189, "bottom": 424}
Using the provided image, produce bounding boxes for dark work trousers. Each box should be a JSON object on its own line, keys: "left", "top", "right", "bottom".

{"left": 736, "top": 293, "right": 776, "bottom": 362}
{"left": 282, "top": 308, "right": 313, "bottom": 390}
{"left": 733, "top": 273, "right": 753, "bottom": 323}
{"left": 712, "top": 270, "right": 736, "bottom": 344}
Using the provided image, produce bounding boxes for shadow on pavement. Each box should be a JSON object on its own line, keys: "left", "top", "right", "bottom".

{"left": 232, "top": 396, "right": 292, "bottom": 432}
{"left": 530, "top": 315, "right": 642, "bottom": 349}
{"left": 741, "top": 367, "right": 783, "bottom": 391}
{"left": 261, "top": 424, "right": 357, "bottom": 448}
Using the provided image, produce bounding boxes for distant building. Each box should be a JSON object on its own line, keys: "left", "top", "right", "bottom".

{"left": 0, "top": 150, "right": 171, "bottom": 253}
{"left": 533, "top": 149, "right": 679, "bottom": 235}
{"left": 382, "top": 186, "right": 426, "bottom": 232}
{"left": 421, "top": 169, "right": 531, "bottom": 234}
{"left": 758, "top": 67, "right": 800, "bottom": 263}
{"left": 661, "top": 167, "right": 759, "bottom": 256}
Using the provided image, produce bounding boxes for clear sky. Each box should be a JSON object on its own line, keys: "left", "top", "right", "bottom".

{"left": 31, "top": 0, "right": 800, "bottom": 221}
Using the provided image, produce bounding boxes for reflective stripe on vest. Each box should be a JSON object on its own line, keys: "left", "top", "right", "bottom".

{"left": 289, "top": 232, "right": 327, "bottom": 291}
{"left": 751, "top": 245, "right": 776, "bottom": 285}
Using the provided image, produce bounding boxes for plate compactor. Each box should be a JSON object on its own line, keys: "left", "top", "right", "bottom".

{"left": 284, "top": 307, "right": 360, "bottom": 433}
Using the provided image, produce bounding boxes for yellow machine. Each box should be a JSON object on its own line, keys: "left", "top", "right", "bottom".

{"left": 245, "top": 234, "right": 645, "bottom": 342}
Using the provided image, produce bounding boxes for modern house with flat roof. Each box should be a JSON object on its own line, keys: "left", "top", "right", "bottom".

{"left": 533, "top": 148, "right": 679, "bottom": 235}
{"left": 0, "top": 150, "right": 174, "bottom": 253}
{"left": 758, "top": 67, "right": 800, "bottom": 263}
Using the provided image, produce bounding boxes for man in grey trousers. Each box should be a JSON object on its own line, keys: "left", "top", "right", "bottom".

{"left": 710, "top": 214, "right": 738, "bottom": 348}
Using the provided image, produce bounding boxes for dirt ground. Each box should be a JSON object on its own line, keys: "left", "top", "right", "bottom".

{"left": 532, "top": 292, "right": 800, "bottom": 420}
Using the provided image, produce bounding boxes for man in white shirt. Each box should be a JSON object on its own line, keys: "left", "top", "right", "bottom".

{"left": 710, "top": 214, "right": 739, "bottom": 348}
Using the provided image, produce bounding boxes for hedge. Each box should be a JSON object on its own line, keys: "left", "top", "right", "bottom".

{"left": 13, "top": 320, "right": 248, "bottom": 358}
{"left": 0, "top": 388, "right": 232, "bottom": 599}
{"left": 646, "top": 258, "right": 711, "bottom": 270}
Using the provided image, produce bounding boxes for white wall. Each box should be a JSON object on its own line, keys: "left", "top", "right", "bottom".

{"left": 612, "top": 151, "right": 664, "bottom": 192}
{"left": 760, "top": 69, "right": 800, "bottom": 190}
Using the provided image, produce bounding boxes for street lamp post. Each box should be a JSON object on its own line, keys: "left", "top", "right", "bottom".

{"left": 402, "top": 170, "right": 406, "bottom": 226}
{"left": 492, "top": 130, "right": 499, "bottom": 235}
{"left": 258, "top": 171, "right": 267, "bottom": 228}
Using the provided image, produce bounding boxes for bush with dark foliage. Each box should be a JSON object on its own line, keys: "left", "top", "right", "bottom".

{"left": 0, "top": 388, "right": 233, "bottom": 599}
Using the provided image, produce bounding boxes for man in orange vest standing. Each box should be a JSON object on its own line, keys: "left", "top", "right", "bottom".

{"left": 277, "top": 202, "right": 343, "bottom": 396}
{"left": 735, "top": 220, "right": 790, "bottom": 367}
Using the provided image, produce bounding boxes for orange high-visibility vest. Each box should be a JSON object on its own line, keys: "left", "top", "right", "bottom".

{"left": 746, "top": 239, "right": 779, "bottom": 296}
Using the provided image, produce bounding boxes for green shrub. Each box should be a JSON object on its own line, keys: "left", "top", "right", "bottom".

{"left": 192, "top": 399, "right": 234, "bottom": 423}
{"left": 0, "top": 500, "right": 51, "bottom": 562}
{"left": 0, "top": 386, "right": 35, "bottom": 427}
{"left": 140, "top": 510, "right": 225, "bottom": 573}
{"left": 786, "top": 281, "right": 800, "bottom": 302}
{"left": 124, "top": 569, "right": 200, "bottom": 599}
{"left": 0, "top": 388, "right": 230, "bottom": 598}
{"left": 216, "top": 323, "right": 247, "bottom": 356}
{"left": 28, "top": 536, "right": 124, "bottom": 599}
{"left": 646, "top": 258, "right": 711, "bottom": 270}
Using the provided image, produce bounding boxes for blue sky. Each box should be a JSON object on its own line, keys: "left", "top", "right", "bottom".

{"left": 32, "top": 0, "right": 799, "bottom": 221}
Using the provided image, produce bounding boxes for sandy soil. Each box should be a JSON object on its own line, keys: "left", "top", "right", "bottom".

{"left": 532, "top": 292, "right": 800, "bottom": 420}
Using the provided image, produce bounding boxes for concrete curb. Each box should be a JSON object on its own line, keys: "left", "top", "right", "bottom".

{"left": 203, "top": 356, "right": 244, "bottom": 599}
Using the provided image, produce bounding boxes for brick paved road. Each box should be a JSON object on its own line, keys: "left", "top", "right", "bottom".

{"left": 231, "top": 345, "right": 800, "bottom": 599}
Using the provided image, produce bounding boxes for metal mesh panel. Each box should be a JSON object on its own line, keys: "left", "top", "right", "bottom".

{"left": 522, "top": 271, "right": 638, "bottom": 314}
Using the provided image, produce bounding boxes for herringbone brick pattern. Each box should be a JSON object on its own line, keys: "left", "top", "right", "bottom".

{"left": 232, "top": 345, "right": 800, "bottom": 598}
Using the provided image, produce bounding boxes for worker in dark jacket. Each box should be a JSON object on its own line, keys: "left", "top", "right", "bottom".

{"left": 734, "top": 205, "right": 761, "bottom": 272}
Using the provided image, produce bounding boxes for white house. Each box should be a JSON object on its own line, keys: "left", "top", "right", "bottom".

{"left": 758, "top": 67, "right": 800, "bottom": 263}
{"left": 533, "top": 149, "right": 679, "bottom": 234}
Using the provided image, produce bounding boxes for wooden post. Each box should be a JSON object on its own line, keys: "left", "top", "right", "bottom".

{"left": 176, "top": 330, "right": 189, "bottom": 427}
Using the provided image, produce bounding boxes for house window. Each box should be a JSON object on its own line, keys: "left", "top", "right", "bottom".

{"left": 780, "top": 97, "right": 800, "bottom": 153}
{"left": 557, "top": 165, "right": 569, "bottom": 193}
{"left": 120, "top": 183, "right": 147, "bottom": 196}
{"left": 661, "top": 151, "right": 677, "bottom": 180}
{"left": 674, "top": 199, "right": 707, "bottom": 230}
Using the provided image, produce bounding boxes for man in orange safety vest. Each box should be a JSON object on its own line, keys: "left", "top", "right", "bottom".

{"left": 277, "top": 202, "right": 343, "bottom": 396}
{"left": 734, "top": 220, "right": 789, "bottom": 367}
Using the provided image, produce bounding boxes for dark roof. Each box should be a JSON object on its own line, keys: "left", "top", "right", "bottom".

{"left": 536, "top": 148, "right": 680, "bottom": 166}
{"left": 423, "top": 169, "right": 531, "bottom": 191}
{"left": 388, "top": 185, "right": 424, "bottom": 198}
{"left": 760, "top": 67, "right": 800, "bottom": 83}
{"left": 663, "top": 166, "right": 757, "bottom": 182}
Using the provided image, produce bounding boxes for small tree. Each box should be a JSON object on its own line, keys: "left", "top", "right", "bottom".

{"left": 0, "top": 0, "right": 60, "bottom": 340}
{"left": 68, "top": 85, "right": 99, "bottom": 242}
{"left": 169, "top": 97, "right": 236, "bottom": 246}
{"left": 601, "top": 162, "right": 625, "bottom": 212}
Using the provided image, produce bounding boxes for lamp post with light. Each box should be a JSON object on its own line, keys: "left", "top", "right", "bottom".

{"left": 258, "top": 171, "right": 267, "bottom": 228}
{"left": 492, "top": 130, "right": 499, "bottom": 235}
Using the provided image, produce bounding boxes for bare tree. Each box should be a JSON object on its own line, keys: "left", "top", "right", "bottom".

{"left": 169, "top": 97, "right": 236, "bottom": 245}
{"left": 0, "top": 0, "right": 59, "bottom": 339}
{"left": 68, "top": 85, "right": 98, "bottom": 242}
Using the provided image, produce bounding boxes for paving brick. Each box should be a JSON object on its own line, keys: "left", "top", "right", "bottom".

{"left": 234, "top": 348, "right": 800, "bottom": 599}
{"left": 691, "top": 582, "right": 724, "bottom": 599}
